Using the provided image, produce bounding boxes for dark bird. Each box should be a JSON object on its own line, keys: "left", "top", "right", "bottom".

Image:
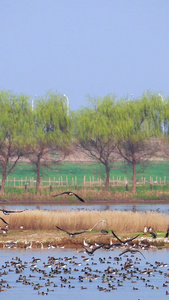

{"left": 83, "top": 244, "right": 104, "bottom": 255}
{"left": 119, "top": 248, "right": 145, "bottom": 259}
{"left": 0, "top": 226, "right": 8, "bottom": 235}
{"left": 52, "top": 191, "right": 85, "bottom": 202}
{"left": 0, "top": 217, "right": 8, "bottom": 225}
{"left": 104, "top": 242, "right": 122, "bottom": 250}
{"left": 111, "top": 230, "right": 139, "bottom": 244}
{"left": 100, "top": 229, "right": 109, "bottom": 235}
{"left": 0, "top": 208, "right": 26, "bottom": 215}
{"left": 149, "top": 231, "right": 157, "bottom": 239}
{"left": 56, "top": 226, "right": 87, "bottom": 237}
{"left": 165, "top": 227, "right": 169, "bottom": 238}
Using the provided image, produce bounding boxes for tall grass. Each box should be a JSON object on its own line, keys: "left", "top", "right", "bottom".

{"left": 3, "top": 209, "right": 169, "bottom": 233}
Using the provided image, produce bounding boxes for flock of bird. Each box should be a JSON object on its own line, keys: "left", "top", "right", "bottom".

{"left": 0, "top": 248, "right": 169, "bottom": 296}
{"left": 0, "top": 191, "right": 169, "bottom": 297}
{"left": 0, "top": 191, "right": 84, "bottom": 235}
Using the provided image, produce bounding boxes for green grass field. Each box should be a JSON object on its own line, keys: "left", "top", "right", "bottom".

{"left": 5, "top": 160, "right": 169, "bottom": 184}
{"left": 0, "top": 161, "right": 168, "bottom": 200}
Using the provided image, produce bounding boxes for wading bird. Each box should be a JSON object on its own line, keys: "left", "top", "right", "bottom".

{"left": 0, "top": 209, "right": 26, "bottom": 215}
{"left": 52, "top": 191, "right": 85, "bottom": 202}
{"left": 56, "top": 226, "right": 88, "bottom": 237}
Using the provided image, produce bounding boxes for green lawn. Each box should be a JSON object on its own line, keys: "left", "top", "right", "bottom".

{"left": 3, "top": 160, "right": 169, "bottom": 186}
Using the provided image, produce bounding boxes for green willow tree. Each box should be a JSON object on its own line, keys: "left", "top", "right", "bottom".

{"left": 75, "top": 95, "right": 119, "bottom": 191}
{"left": 116, "top": 92, "right": 164, "bottom": 194}
{"left": 0, "top": 90, "right": 32, "bottom": 194}
{"left": 159, "top": 98, "right": 169, "bottom": 158}
{"left": 26, "top": 92, "right": 71, "bottom": 194}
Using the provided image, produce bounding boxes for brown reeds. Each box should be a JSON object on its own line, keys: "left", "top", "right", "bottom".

{"left": 1, "top": 209, "right": 169, "bottom": 233}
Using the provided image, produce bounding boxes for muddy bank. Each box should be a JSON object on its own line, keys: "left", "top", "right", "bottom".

{"left": 1, "top": 198, "right": 169, "bottom": 205}
{"left": 0, "top": 230, "right": 168, "bottom": 249}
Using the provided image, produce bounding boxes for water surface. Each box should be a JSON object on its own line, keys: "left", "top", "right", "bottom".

{"left": 1, "top": 203, "right": 169, "bottom": 214}
{"left": 0, "top": 247, "right": 169, "bottom": 300}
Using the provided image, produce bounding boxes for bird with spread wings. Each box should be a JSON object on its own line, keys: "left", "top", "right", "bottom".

{"left": 0, "top": 209, "right": 26, "bottom": 215}
{"left": 56, "top": 226, "right": 87, "bottom": 237}
{"left": 53, "top": 191, "right": 85, "bottom": 202}
{"left": 0, "top": 217, "right": 8, "bottom": 225}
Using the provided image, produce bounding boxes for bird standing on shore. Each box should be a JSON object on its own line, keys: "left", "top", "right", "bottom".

{"left": 52, "top": 191, "right": 85, "bottom": 202}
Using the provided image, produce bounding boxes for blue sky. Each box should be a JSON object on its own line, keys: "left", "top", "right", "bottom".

{"left": 0, "top": 0, "right": 168, "bottom": 110}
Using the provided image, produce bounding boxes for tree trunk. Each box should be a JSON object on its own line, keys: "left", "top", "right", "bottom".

{"left": 105, "top": 163, "right": 110, "bottom": 191}
{"left": 36, "top": 158, "right": 41, "bottom": 195}
{"left": 0, "top": 174, "right": 6, "bottom": 195}
{"left": 0, "top": 161, "right": 8, "bottom": 195}
{"left": 132, "top": 163, "right": 136, "bottom": 194}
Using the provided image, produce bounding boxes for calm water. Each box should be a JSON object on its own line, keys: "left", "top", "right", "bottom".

{"left": 0, "top": 248, "right": 169, "bottom": 300}
{"left": 1, "top": 203, "right": 169, "bottom": 214}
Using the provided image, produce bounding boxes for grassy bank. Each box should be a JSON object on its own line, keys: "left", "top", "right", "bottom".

{"left": 1, "top": 186, "right": 169, "bottom": 204}
{"left": 0, "top": 161, "right": 169, "bottom": 203}
{"left": 0, "top": 209, "right": 169, "bottom": 249}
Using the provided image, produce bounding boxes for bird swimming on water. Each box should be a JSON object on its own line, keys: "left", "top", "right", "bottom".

{"left": 52, "top": 191, "right": 85, "bottom": 202}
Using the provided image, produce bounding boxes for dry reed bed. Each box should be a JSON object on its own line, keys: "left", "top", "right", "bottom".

{"left": 1, "top": 209, "right": 169, "bottom": 233}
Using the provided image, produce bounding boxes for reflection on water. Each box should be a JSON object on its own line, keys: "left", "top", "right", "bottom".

{"left": 1, "top": 203, "right": 169, "bottom": 214}
{"left": 0, "top": 248, "right": 169, "bottom": 300}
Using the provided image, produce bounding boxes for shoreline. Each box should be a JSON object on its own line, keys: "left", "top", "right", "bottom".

{"left": 1, "top": 197, "right": 169, "bottom": 205}
{"left": 0, "top": 230, "right": 169, "bottom": 249}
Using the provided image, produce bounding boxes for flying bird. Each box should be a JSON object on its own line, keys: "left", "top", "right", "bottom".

{"left": 53, "top": 191, "right": 85, "bottom": 202}
{"left": 0, "top": 217, "right": 8, "bottom": 225}
{"left": 0, "top": 208, "right": 26, "bottom": 215}
{"left": 56, "top": 226, "right": 87, "bottom": 237}
{"left": 165, "top": 227, "right": 169, "bottom": 238}
{"left": 119, "top": 248, "right": 145, "bottom": 259}
{"left": 149, "top": 231, "right": 157, "bottom": 239}
{"left": 83, "top": 244, "right": 104, "bottom": 255}
{"left": 111, "top": 230, "right": 139, "bottom": 244}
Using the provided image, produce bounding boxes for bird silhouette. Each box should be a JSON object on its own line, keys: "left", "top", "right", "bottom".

{"left": 111, "top": 230, "right": 139, "bottom": 244}
{"left": 0, "top": 217, "right": 8, "bottom": 225}
{"left": 83, "top": 244, "right": 104, "bottom": 255}
{"left": 56, "top": 226, "right": 87, "bottom": 237}
{"left": 149, "top": 231, "right": 157, "bottom": 238}
{"left": 53, "top": 191, "right": 85, "bottom": 202}
{"left": 119, "top": 248, "right": 145, "bottom": 259}
{"left": 0, "top": 208, "right": 26, "bottom": 215}
{"left": 165, "top": 227, "right": 169, "bottom": 238}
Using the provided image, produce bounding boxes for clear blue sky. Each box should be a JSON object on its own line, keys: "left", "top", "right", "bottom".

{"left": 0, "top": 0, "right": 168, "bottom": 110}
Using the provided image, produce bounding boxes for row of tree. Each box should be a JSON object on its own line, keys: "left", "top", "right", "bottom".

{"left": 0, "top": 90, "right": 168, "bottom": 195}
